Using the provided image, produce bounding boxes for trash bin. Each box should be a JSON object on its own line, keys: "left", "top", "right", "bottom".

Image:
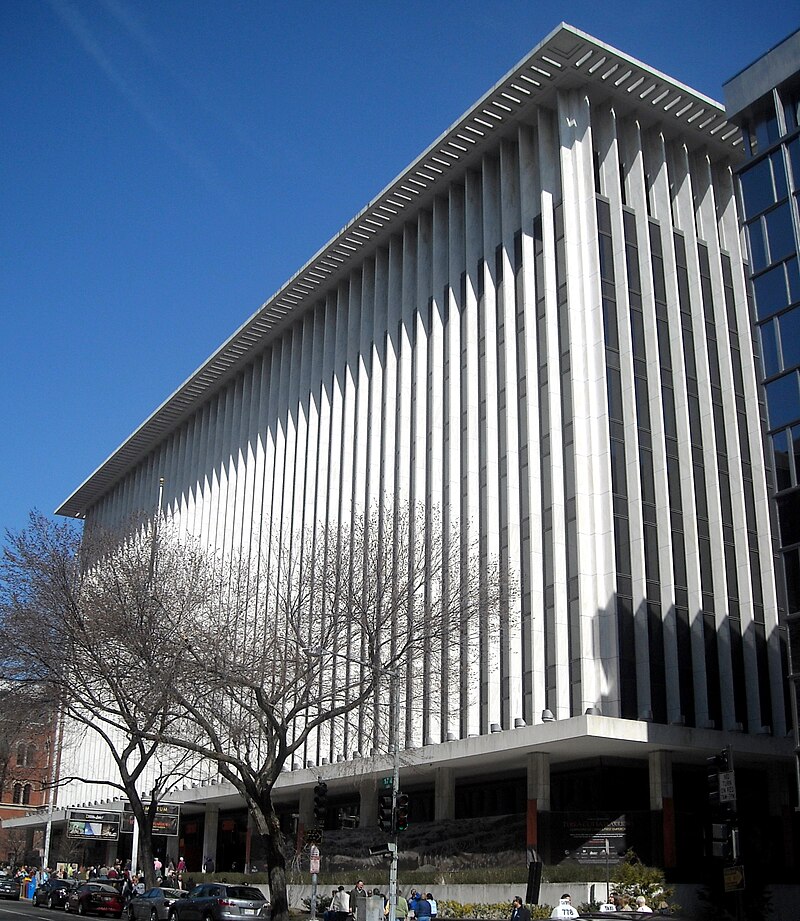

{"left": 26, "top": 880, "right": 36, "bottom": 899}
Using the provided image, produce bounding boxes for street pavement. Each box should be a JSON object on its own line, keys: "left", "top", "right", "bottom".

{"left": 0, "top": 902, "right": 66, "bottom": 921}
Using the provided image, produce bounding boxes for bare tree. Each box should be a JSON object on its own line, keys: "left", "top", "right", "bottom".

{"left": 0, "top": 512, "right": 214, "bottom": 885}
{"left": 139, "top": 502, "right": 504, "bottom": 921}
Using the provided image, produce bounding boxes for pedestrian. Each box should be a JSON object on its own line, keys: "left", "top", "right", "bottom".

{"left": 510, "top": 896, "right": 531, "bottom": 921}
{"left": 634, "top": 896, "right": 653, "bottom": 913}
{"left": 350, "top": 880, "right": 367, "bottom": 921}
{"left": 394, "top": 893, "right": 409, "bottom": 920}
{"left": 331, "top": 885, "right": 350, "bottom": 921}
{"left": 426, "top": 893, "right": 437, "bottom": 920}
{"left": 177, "top": 857, "right": 186, "bottom": 874}
{"left": 549, "top": 894, "right": 578, "bottom": 919}
{"left": 408, "top": 890, "right": 420, "bottom": 919}
{"left": 415, "top": 892, "right": 432, "bottom": 921}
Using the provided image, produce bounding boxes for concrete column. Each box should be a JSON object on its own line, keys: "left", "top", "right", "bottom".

{"left": 201, "top": 804, "right": 219, "bottom": 871}
{"left": 359, "top": 779, "right": 378, "bottom": 828}
{"left": 527, "top": 752, "right": 551, "bottom": 862}
{"left": 648, "top": 751, "right": 675, "bottom": 868}
{"left": 434, "top": 767, "right": 455, "bottom": 821}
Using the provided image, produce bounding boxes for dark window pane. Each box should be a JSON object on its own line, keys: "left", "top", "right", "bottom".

{"left": 608, "top": 367, "right": 623, "bottom": 422}
{"left": 739, "top": 157, "right": 774, "bottom": 216}
{"left": 777, "top": 492, "right": 800, "bottom": 545}
{"left": 755, "top": 110, "right": 780, "bottom": 149}
{"left": 793, "top": 424, "right": 800, "bottom": 487}
{"left": 760, "top": 319, "right": 780, "bottom": 376}
{"left": 789, "top": 257, "right": 800, "bottom": 303}
{"left": 640, "top": 448, "right": 655, "bottom": 505}
{"left": 765, "top": 202, "right": 796, "bottom": 264}
{"left": 766, "top": 372, "right": 800, "bottom": 430}
{"left": 789, "top": 140, "right": 800, "bottom": 190}
{"left": 780, "top": 307, "right": 800, "bottom": 371}
{"left": 748, "top": 218, "right": 768, "bottom": 273}
{"left": 785, "top": 547, "right": 800, "bottom": 613}
{"left": 753, "top": 262, "right": 789, "bottom": 319}
{"left": 773, "top": 430, "right": 792, "bottom": 491}
{"left": 610, "top": 439, "right": 626, "bottom": 497}
{"left": 771, "top": 151, "right": 788, "bottom": 200}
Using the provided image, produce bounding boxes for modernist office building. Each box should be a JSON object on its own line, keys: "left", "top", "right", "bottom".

{"left": 723, "top": 27, "right": 800, "bottom": 806}
{"left": 16, "top": 24, "right": 799, "bottom": 876}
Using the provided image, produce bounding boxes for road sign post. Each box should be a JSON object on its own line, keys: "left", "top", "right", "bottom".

{"left": 309, "top": 844, "right": 321, "bottom": 920}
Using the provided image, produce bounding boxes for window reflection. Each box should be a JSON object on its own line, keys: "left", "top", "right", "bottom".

{"left": 753, "top": 261, "right": 790, "bottom": 318}
{"left": 781, "top": 307, "right": 800, "bottom": 370}
{"left": 766, "top": 371, "right": 800, "bottom": 430}
{"left": 760, "top": 319, "right": 780, "bottom": 376}
{"left": 765, "top": 202, "right": 797, "bottom": 263}
{"left": 773, "top": 430, "right": 792, "bottom": 490}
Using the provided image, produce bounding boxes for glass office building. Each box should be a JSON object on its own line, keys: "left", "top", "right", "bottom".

{"left": 723, "top": 27, "right": 800, "bottom": 799}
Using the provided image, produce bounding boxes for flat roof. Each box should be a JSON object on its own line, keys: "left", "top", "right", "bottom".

{"left": 723, "top": 28, "right": 800, "bottom": 119}
{"left": 58, "top": 22, "right": 741, "bottom": 519}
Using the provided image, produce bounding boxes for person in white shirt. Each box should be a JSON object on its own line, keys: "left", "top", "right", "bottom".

{"left": 635, "top": 896, "right": 653, "bottom": 913}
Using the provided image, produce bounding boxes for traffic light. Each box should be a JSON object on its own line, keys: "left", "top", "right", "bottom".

{"left": 706, "top": 749, "right": 729, "bottom": 808}
{"left": 395, "top": 792, "right": 410, "bottom": 832}
{"left": 313, "top": 782, "right": 328, "bottom": 823}
{"left": 378, "top": 792, "right": 394, "bottom": 832}
{"left": 710, "top": 821, "right": 739, "bottom": 861}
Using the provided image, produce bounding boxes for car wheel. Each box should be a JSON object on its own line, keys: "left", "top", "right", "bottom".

{"left": 77, "top": 902, "right": 86, "bottom": 915}
{"left": 151, "top": 910, "right": 158, "bottom": 921}
{"left": 49, "top": 895, "right": 57, "bottom": 909}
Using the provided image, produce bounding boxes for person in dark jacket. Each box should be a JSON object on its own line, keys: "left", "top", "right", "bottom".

{"left": 510, "top": 896, "right": 531, "bottom": 921}
{"left": 415, "top": 894, "right": 432, "bottom": 921}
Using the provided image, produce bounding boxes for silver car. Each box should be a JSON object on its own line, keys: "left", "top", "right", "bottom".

{"left": 128, "top": 887, "right": 188, "bottom": 921}
{"left": 167, "top": 883, "right": 269, "bottom": 921}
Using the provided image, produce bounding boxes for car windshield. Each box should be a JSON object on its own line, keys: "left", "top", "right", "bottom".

{"left": 223, "top": 887, "right": 264, "bottom": 901}
{"left": 160, "top": 889, "right": 186, "bottom": 899}
{"left": 89, "top": 885, "right": 119, "bottom": 894}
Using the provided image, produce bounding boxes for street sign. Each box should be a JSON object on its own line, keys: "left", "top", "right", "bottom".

{"left": 381, "top": 776, "right": 393, "bottom": 788}
{"left": 719, "top": 770, "right": 736, "bottom": 803}
{"left": 310, "top": 856, "right": 320, "bottom": 874}
{"left": 723, "top": 865, "right": 745, "bottom": 892}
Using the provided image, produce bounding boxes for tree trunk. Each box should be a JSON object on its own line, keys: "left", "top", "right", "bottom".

{"left": 249, "top": 792, "right": 288, "bottom": 921}
{"left": 126, "top": 794, "right": 157, "bottom": 888}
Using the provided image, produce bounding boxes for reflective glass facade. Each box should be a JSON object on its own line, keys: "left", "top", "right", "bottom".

{"left": 724, "top": 27, "right": 800, "bottom": 790}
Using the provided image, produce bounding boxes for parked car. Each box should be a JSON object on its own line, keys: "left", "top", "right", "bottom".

{"left": 65, "top": 882, "right": 124, "bottom": 918}
{"left": 128, "top": 887, "right": 187, "bottom": 921}
{"left": 0, "top": 874, "right": 21, "bottom": 901}
{"left": 33, "top": 877, "right": 79, "bottom": 909}
{"left": 167, "top": 883, "right": 269, "bottom": 921}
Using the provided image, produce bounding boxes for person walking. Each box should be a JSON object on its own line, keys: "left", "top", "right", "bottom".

{"left": 510, "top": 896, "right": 531, "bottom": 921}
{"left": 426, "top": 893, "right": 437, "bottom": 921}
{"left": 331, "top": 885, "right": 350, "bottom": 921}
{"left": 415, "top": 893, "right": 432, "bottom": 921}
{"left": 350, "top": 880, "right": 367, "bottom": 921}
{"left": 393, "top": 893, "right": 409, "bottom": 920}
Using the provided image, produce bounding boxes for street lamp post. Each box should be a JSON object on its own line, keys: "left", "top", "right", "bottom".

{"left": 305, "top": 648, "right": 401, "bottom": 921}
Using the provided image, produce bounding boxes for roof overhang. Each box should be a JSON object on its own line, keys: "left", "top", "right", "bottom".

{"left": 4, "top": 716, "right": 789, "bottom": 831}
{"left": 57, "top": 22, "right": 742, "bottom": 519}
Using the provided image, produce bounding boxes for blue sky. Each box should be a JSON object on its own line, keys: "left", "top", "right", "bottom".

{"left": 1, "top": 1, "right": 796, "bottom": 536}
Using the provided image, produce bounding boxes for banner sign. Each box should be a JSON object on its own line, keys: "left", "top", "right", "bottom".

{"left": 67, "top": 810, "right": 121, "bottom": 841}
{"left": 120, "top": 802, "right": 181, "bottom": 836}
